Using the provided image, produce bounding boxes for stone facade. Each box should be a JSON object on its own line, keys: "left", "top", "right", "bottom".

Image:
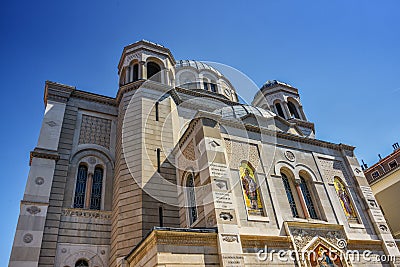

{"left": 9, "top": 40, "right": 400, "bottom": 267}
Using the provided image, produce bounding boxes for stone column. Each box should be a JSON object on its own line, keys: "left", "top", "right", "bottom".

{"left": 139, "top": 61, "right": 145, "bottom": 80}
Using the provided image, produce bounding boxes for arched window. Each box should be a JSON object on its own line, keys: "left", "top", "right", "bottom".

{"left": 209, "top": 82, "right": 217, "bottom": 93}
{"left": 281, "top": 173, "right": 299, "bottom": 218}
{"left": 299, "top": 176, "right": 318, "bottom": 219}
{"left": 75, "top": 259, "right": 89, "bottom": 267}
{"left": 147, "top": 62, "right": 161, "bottom": 82}
{"left": 90, "top": 167, "right": 103, "bottom": 210}
{"left": 73, "top": 165, "right": 88, "bottom": 208}
{"left": 275, "top": 102, "right": 285, "bottom": 118}
{"left": 132, "top": 64, "right": 139, "bottom": 82}
{"left": 287, "top": 101, "right": 300, "bottom": 119}
{"left": 334, "top": 177, "right": 358, "bottom": 222}
{"left": 186, "top": 173, "right": 198, "bottom": 225}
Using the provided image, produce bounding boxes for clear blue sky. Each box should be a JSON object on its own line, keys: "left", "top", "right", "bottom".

{"left": 1, "top": 0, "right": 399, "bottom": 264}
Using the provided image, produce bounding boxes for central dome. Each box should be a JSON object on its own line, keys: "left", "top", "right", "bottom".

{"left": 174, "top": 60, "right": 238, "bottom": 102}
{"left": 176, "top": 60, "right": 223, "bottom": 76}
{"left": 213, "top": 105, "right": 276, "bottom": 120}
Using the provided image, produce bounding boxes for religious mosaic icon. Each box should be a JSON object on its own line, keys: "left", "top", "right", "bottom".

{"left": 334, "top": 177, "right": 357, "bottom": 220}
{"left": 239, "top": 162, "right": 264, "bottom": 216}
{"left": 310, "top": 244, "right": 343, "bottom": 267}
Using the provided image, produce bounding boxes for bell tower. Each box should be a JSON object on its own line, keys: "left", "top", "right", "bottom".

{"left": 117, "top": 40, "right": 176, "bottom": 86}
{"left": 252, "top": 80, "right": 315, "bottom": 138}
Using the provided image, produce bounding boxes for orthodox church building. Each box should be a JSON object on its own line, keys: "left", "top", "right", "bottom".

{"left": 9, "top": 40, "right": 400, "bottom": 267}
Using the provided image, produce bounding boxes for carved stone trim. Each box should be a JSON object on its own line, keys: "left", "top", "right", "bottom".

{"left": 62, "top": 208, "right": 111, "bottom": 220}
{"left": 284, "top": 150, "right": 295, "bottom": 162}
{"left": 29, "top": 149, "right": 60, "bottom": 165}
{"left": 23, "top": 233, "right": 33, "bottom": 243}
{"left": 221, "top": 234, "right": 239, "bottom": 243}
{"left": 26, "top": 206, "right": 41, "bottom": 215}
{"left": 35, "top": 177, "right": 45, "bottom": 185}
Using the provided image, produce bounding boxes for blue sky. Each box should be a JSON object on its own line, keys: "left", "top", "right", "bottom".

{"left": 1, "top": 0, "right": 399, "bottom": 264}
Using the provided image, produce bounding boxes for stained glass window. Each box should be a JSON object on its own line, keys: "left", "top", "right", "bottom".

{"left": 90, "top": 167, "right": 103, "bottom": 210}
{"left": 334, "top": 177, "right": 357, "bottom": 221}
{"left": 73, "top": 165, "right": 88, "bottom": 208}
{"left": 186, "top": 173, "right": 197, "bottom": 225}
{"left": 240, "top": 162, "right": 264, "bottom": 216}
{"left": 300, "top": 177, "right": 318, "bottom": 219}
{"left": 282, "top": 173, "right": 299, "bottom": 218}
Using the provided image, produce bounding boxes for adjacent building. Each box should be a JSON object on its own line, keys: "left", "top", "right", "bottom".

{"left": 364, "top": 143, "right": 400, "bottom": 242}
{"left": 9, "top": 40, "right": 400, "bottom": 267}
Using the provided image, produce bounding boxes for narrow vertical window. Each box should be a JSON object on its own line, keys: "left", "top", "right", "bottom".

{"left": 210, "top": 83, "right": 217, "bottom": 93}
{"left": 275, "top": 102, "right": 285, "bottom": 118}
{"left": 133, "top": 64, "right": 139, "bottom": 82}
{"left": 157, "top": 148, "right": 161, "bottom": 173}
{"left": 159, "top": 206, "right": 164, "bottom": 227}
{"left": 281, "top": 173, "right": 299, "bottom": 218}
{"left": 287, "top": 101, "right": 300, "bottom": 119}
{"left": 203, "top": 81, "right": 208, "bottom": 90}
{"left": 155, "top": 102, "right": 159, "bottom": 121}
{"left": 74, "top": 165, "right": 88, "bottom": 208}
{"left": 186, "top": 173, "right": 198, "bottom": 225}
{"left": 127, "top": 66, "right": 132, "bottom": 83}
{"left": 90, "top": 167, "right": 103, "bottom": 210}
{"left": 299, "top": 177, "right": 318, "bottom": 219}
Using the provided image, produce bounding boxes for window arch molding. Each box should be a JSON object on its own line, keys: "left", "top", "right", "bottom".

{"left": 68, "top": 148, "right": 113, "bottom": 211}
{"left": 59, "top": 249, "right": 105, "bottom": 267}
{"left": 145, "top": 57, "right": 165, "bottom": 82}
{"left": 176, "top": 70, "right": 198, "bottom": 88}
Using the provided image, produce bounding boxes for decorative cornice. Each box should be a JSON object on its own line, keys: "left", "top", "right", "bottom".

{"left": 125, "top": 228, "right": 218, "bottom": 264}
{"left": 71, "top": 90, "right": 116, "bottom": 106}
{"left": 287, "top": 118, "right": 315, "bottom": 131}
{"left": 29, "top": 148, "right": 60, "bottom": 165}
{"left": 45, "top": 80, "right": 117, "bottom": 107}
{"left": 21, "top": 200, "right": 49, "bottom": 206}
{"left": 44, "top": 81, "right": 75, "bottom": 106}
{"left": 115, "top": 80, "right": 144, "bottom": 105}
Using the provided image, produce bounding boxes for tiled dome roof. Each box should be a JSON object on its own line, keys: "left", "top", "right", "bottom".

{"left": 213, "top": 105, "right": 275, "bottom": 119}
{"left": 176, "top": 60, "right": 223, "bottom": 76}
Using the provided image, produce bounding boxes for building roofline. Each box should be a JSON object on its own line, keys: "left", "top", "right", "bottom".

{"left": 364, "top": 148, "right": 400, "bottom": 174}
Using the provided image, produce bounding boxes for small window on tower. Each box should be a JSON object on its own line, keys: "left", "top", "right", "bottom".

{"left": 275, "top": 102, "right": 285, "bottom": 118}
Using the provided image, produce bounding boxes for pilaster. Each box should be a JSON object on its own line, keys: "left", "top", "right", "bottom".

{"left": 9, "top": 81, "right": 72, "bottom": 267}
